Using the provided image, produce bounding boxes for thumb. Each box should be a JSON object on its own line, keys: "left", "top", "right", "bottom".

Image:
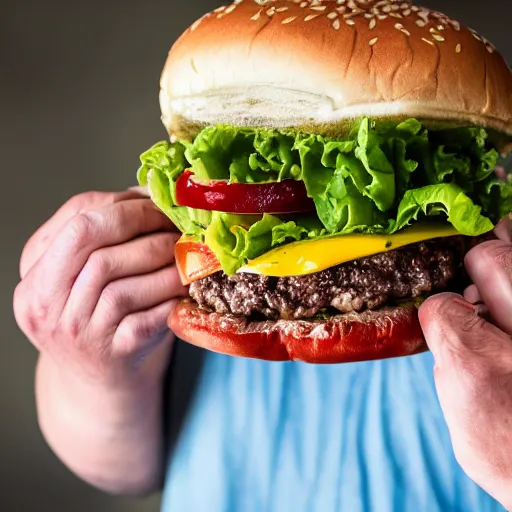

{"left": 418, "top": 293, "right": 512, "bottom": 371}
{"left": 418, "top": 293, "right": 512, "bottom": 505}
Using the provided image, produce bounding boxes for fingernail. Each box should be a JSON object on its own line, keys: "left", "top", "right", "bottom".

{"left": 463, "top": 284, "right": 481, "bottom": 304}
{"left": 453, "top": 298, "right": 491, "bottom": 320}
{"left": 453, "top": 298, "right": 477, "bottom": 313}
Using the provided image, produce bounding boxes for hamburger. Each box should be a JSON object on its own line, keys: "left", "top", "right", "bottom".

{"left": 137, "top": 0, "right": 512, "bottom": 364}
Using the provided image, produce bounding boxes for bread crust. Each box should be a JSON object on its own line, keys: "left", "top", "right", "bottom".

{"left": 160, "top": 0, "right": 512, "bottom": 140}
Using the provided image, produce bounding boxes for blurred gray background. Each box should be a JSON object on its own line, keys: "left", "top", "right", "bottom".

{"left": 1, "top": 1, "right": 510, "bottom": 511}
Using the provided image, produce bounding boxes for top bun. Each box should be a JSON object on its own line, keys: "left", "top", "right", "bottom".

{"left": 160, "top": 0, "right": 512, "bottom": 141}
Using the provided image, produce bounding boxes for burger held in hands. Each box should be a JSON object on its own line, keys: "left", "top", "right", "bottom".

{"left": 138, "top": 0, "right": 512, "bottom": 363}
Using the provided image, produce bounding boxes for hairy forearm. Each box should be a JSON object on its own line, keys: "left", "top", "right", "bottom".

{"left": 35, "top": 351, "right": 170, "bottom": 496}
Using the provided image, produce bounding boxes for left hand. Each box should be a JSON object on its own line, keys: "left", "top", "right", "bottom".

{"left": 419, "top": 214, "right": 512, "bottom": 510}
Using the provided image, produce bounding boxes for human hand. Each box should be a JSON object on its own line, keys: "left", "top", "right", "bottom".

{"left": 419, "top": 215, "right": 512, "bottom": 509}
{"left": 13, "top": 189, "right": 187, "bottom": 389}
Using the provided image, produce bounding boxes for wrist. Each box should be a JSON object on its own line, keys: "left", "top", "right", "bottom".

{"left": 39, "top": 331, "right": 174, "bottom": 395}
{"left": 35, "top": 352, "right": 168, "bottom": 494}
{"left": 36, "top": 349, "right": 168, "bottom": 422}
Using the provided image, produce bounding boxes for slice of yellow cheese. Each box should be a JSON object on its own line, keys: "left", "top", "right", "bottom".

{"left": 238, "top": 223, "right": 460, "bottom": 277}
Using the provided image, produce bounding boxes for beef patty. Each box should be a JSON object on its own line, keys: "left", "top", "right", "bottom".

{"left": 189, "top": 235, "right": 486, "bottom": 320}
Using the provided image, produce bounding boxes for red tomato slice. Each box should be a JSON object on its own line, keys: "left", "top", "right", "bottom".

{"left": 176, "top": 171, "right": 315, "bottom": 214}
{"left": 175, "top": 236, "right": 221, "bottom": 285}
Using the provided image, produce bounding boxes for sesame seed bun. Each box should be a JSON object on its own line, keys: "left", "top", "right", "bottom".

{"left": 160, "top": 0, "right": 512, "bottom": 141}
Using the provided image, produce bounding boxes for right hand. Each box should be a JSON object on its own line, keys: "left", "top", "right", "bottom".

{"left": 13, "top": 189, "right": 187, "bottom": 388}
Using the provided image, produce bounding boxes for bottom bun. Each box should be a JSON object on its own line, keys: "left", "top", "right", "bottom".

{"left": 169, "top": 300, "right": 427, "bottom": 364}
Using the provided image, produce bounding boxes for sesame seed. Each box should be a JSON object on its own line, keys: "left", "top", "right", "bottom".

{"left": 224, "top": 4, "right": 236, "bottom": 14}
{"left": 282, "top": 16, "right": 297, "bottom": 24}
{"left": 369, "top": 37, "right": 379, "bottom": 46}
{"left": 400, "top": 2, "right": 409, "bottom": 8}
{"left": 429, "top": 27, "right": 437, "bottom": 33}
{"left": 389, "top": 12, "right": 402, "bottom": 18}
{"left": 369, "top": 18, "right": 376, "bottom": 29}
{"left": 213, "top": 6, "right": 225, "bottom": 13}
{"left": 382, "top": 5, "right": 391, "bottom": 13}
{"left": 455, "top": 44, "right": 462, "bottom": 53}
{"left": 310, "top": 5, "right": 327, "bottom": 11}
{"left": 328, "top": 11, "right": 338, "bottom": 19}
{"left": 364, "top": 13, "right": 373, "bottom": 19}
{"left": 422, "top": 37, "right": 435, "bottom": 46}
{"left": 276, "top": 7, "right": 289, "bottom": 12}
{"left": 394, "top": 23, "right": 403, "bottom": 29}
{"left": 487, "top": 46, "right": 494, "bottom": 53}
{"left": 401, "top": 28, "right": 411, "bottom": 36}
{"left": 251, "top": 11, "right": 262, "bottom": 20}
{"left": 391, "top": 4, "right": 400, "bottom": 11}
{"left": 336, "top": 6, "right": 346, "bottom": 13}
{"left": 300, "top": 1, "right": 308, "bottom": 7}
{"left": 471, "top": 32, "right": 483, "bottom": 42}
{"left": 432, "top": 34, "right": 445, "bottom": 42}
{"left": 411, "top": 5, "right": 419, "bottom": 11}
{"left": 266, "top": 7, "right": 276, "bottom": 16}
{"left": 346, "top": 18, "right": 355, "bottom": 25}
{"left": 451, "top": 20, "right": 461, "bottom": 31}
{"left": 304, "top": 13, "right": 320, "bottom": 21}
{"left": 415, "top": 20, "right": 426, "bottom": 27}
{"left": 377, "top": 14, "right": 387, "bottom": 20}
{"left": 403, "top": 9, "right": 411, "bottom": 16}
{"left": 437, "top": 25, "right": 445, "bottom": 31}
{"left": 333, "top": 18, "right": 341, "bottom": 29}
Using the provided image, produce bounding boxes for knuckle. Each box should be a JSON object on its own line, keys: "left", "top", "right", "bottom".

{"left": 100, "top": 283, "right": 129, "bottom": 314}
{"left": 86, "top": 250, "right": 113, "bottom": 280}
{"left": 64, "top": 317, "right": 82, "bottom": 340}
{"left": 67, "top": 191, "right": 107, "bottom": 212}
{"left": 100, "top": 284, "right": 120, "bottom": 310}
{"left": 59, "top": 310, "right": 86, "bottom": 341}
{"left": 114, "top": 315, "right": 164, "bottom": 358}
{"left": 459, "top": 311, "right": 488, "bottom": 335}
{"left": 466, "top": 241, "right": 512, "bottom": 277}
{"left": 13, "top": 283, "right": 30, "bottom": 332}
{"left": 13, "top": 283, "right": 50, "bottom": 340}
{"left": 121, "top": 316, "right": 150, "bottom": 341}
{"left": 64, "top": 212, "right": 98, "bottom": 248}
{"left": 114, "top": 319, "right": 147, "bottom": 357}
{"left": 419, "top": 292, "right": 457, "bottom": 323}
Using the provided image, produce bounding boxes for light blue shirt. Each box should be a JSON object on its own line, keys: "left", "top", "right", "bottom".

{"left": 162, "top": 341, "right": 504, "bottom": 511}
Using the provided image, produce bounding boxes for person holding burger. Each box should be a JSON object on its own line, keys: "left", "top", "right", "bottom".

{"left": 13, "top": 0, "right": 512, "bottom": 510}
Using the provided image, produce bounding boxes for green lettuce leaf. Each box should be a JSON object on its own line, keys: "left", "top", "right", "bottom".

{"left": 138, "top": 141, "right": 212, "bottom": 235}
{"left": 394, "top": 183, "right": 494, "bottom": 234}
{"left": 138, "top": 118, "right": 506, "bottom": 274}
{"left": 355, "top": 118, "right": 396, "bottom": 211}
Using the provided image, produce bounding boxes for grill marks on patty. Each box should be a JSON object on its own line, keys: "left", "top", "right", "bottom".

{"left": 189, "top": 236, "right": 483, "bottom": 320}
